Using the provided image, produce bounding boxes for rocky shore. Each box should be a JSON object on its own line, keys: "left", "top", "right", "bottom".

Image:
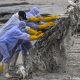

{"left": 1, "top": 0, "right": 80, "bottom": 80}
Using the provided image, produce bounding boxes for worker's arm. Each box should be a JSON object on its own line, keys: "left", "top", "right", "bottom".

{"left": 27, "top": 16, "right": 60, "bottom": 22}
{"left": 0, "top": 63, "right": 3, "bottom": 73}
{"left": 25, "top": 26, "right": 42, "bottom": 35}
{"left": 38, "top": 22, "right": 55, "bottom": 30}
{"left": 30, "top": 32, "right": 44, "bottom": 40}
{"left": 27, "top": 28, "right": 39, "bottom": 35}
{"left": 20, "top": 32, "right": 44, "bottom": 41}
{"left": 42, "top": 16, "right": 60, "bottom": 22}
{"left": 28, "top": 17, "right": 42, "bottom": 22}
{"left": 26, "top": 22, "right": 55, "bottom": 32}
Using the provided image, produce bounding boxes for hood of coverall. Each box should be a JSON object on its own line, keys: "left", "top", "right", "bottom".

{"left": 26, "top": 7, "right": 39, "bottom": 18}
{"left": 18, "top": 21, "right": 26, "bottom": 30}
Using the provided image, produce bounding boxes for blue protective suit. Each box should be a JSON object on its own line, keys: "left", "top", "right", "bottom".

{"left": 0, "top": 8, "right": 40, "bottom": 37}
{"left": 26, "top": 7, "right": 44, "bottom": 30}
{"left": 26, "top": 7, "right": 40, "bottom": 18}
{"left": 0, "top": 9, "right": 39, "bottom": 58}
{"left": 26, "top": 22, "right": 39, "bottom": 30}
{"left": 0, "top": 13, "right": 20, "bottom": 37}
{"left": 19, "top": 7, "right": 40, "bottom": 54}
{"left": 25, "top": 7, "right": 40, "bottom": 30}
{"left": 0, "top": 21, "right": 30, "bottom": 63}
{"left": 18, "top": 7, "right": 40, "bottom": 54}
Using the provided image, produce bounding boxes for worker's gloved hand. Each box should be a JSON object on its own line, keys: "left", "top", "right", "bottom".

{"left": 30, "top": 33, "right": 44, "bottom": 40}
{"left": 39, "top": 22, "right": 55, "bottom": 30}
{"left": 47, "top": 22, "right": 55, "bottom": 26}
{"left": 28, "top": 15, "right": 60, "bottom": 22}
{"left": 0, "top": 64, "right": 3, "bottom": 73}
{"left": 37, "top": 32, "right": 44, "bottom": 38}
{"left": 28, "top": 17, "right": 42, "bottom": 22}
{"left": 27, "top": 15, "right": 60, "bottom": 22}
{"left": 42, "top": 15, "right": 60, "bottom": 22}
{"left": 27, "top": 28, "right": 39, "bottom": 35}
{"left": 36, "top": 31, "right": 43, "bottom": 35}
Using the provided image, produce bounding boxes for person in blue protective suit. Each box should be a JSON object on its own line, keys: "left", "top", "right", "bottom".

{"left": 0, "top": 11, "right": 27, "bottom": 70}
{"left": 0, "top": 21, "right": 44, "bottom": 78}
{"left": 25, "top": 7, "right": 42, "bottom": 30}
{"left": 10, "top": 7, "right": 41, "bottom": 68}
{"left": 0, "top": 11, "right": 27, "bottom": 37}
{"left": 0, "top": 11, "right": 28, "bottom": 68}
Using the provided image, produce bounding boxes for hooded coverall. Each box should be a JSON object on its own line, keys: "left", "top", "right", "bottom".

{"left": 11, "top": 7, "right": 41, "bottom": 67}
{"left": 0, "top": 21, "right": 43, "bottom": 77}
{"left": 0, "top": 21, "right": 31, "bottom": 74}
{"left": 0, "top": 21, "right": 29, "bottom": 76}
{"left": 26, "top": 7, "right": 40, "bottom": 18}
{"left": 0, "top": 13, "right": 20, "bottom": 37}
{"left": 0, "top": 10, "right": 40, "bottom": 67}
{"left": 0, "top": 22, "right": 30, "bottom": 64}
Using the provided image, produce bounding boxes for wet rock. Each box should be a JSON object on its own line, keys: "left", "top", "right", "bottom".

{"left": 25, "top": 17, "right": 70, "bottom": 74}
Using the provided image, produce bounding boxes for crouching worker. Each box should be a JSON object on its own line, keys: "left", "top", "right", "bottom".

{"left": 10, "top": 19, "right": 55, "bottom": 69}
{"left": 0, "top": 21, "right": 44, "bottom": 78}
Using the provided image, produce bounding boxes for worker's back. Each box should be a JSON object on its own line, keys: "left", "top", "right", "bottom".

{"left": 0, "top": 13, "right": 20, "bottom": 37}
{"left": 0, "top": 26, "right": 29, "bottom": 52}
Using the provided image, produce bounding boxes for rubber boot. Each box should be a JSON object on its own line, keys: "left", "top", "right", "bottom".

{"left": 3, "top": 63, "right": 12, "bottom": 78}
{"left": 22, "top": 53, "right": 27, "bottom": 68}
{"left": 9, "top": 52, "right": 19, "bottom": 73}
{"left": 0, "top": 62, "right": 3, "bottom": 73}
